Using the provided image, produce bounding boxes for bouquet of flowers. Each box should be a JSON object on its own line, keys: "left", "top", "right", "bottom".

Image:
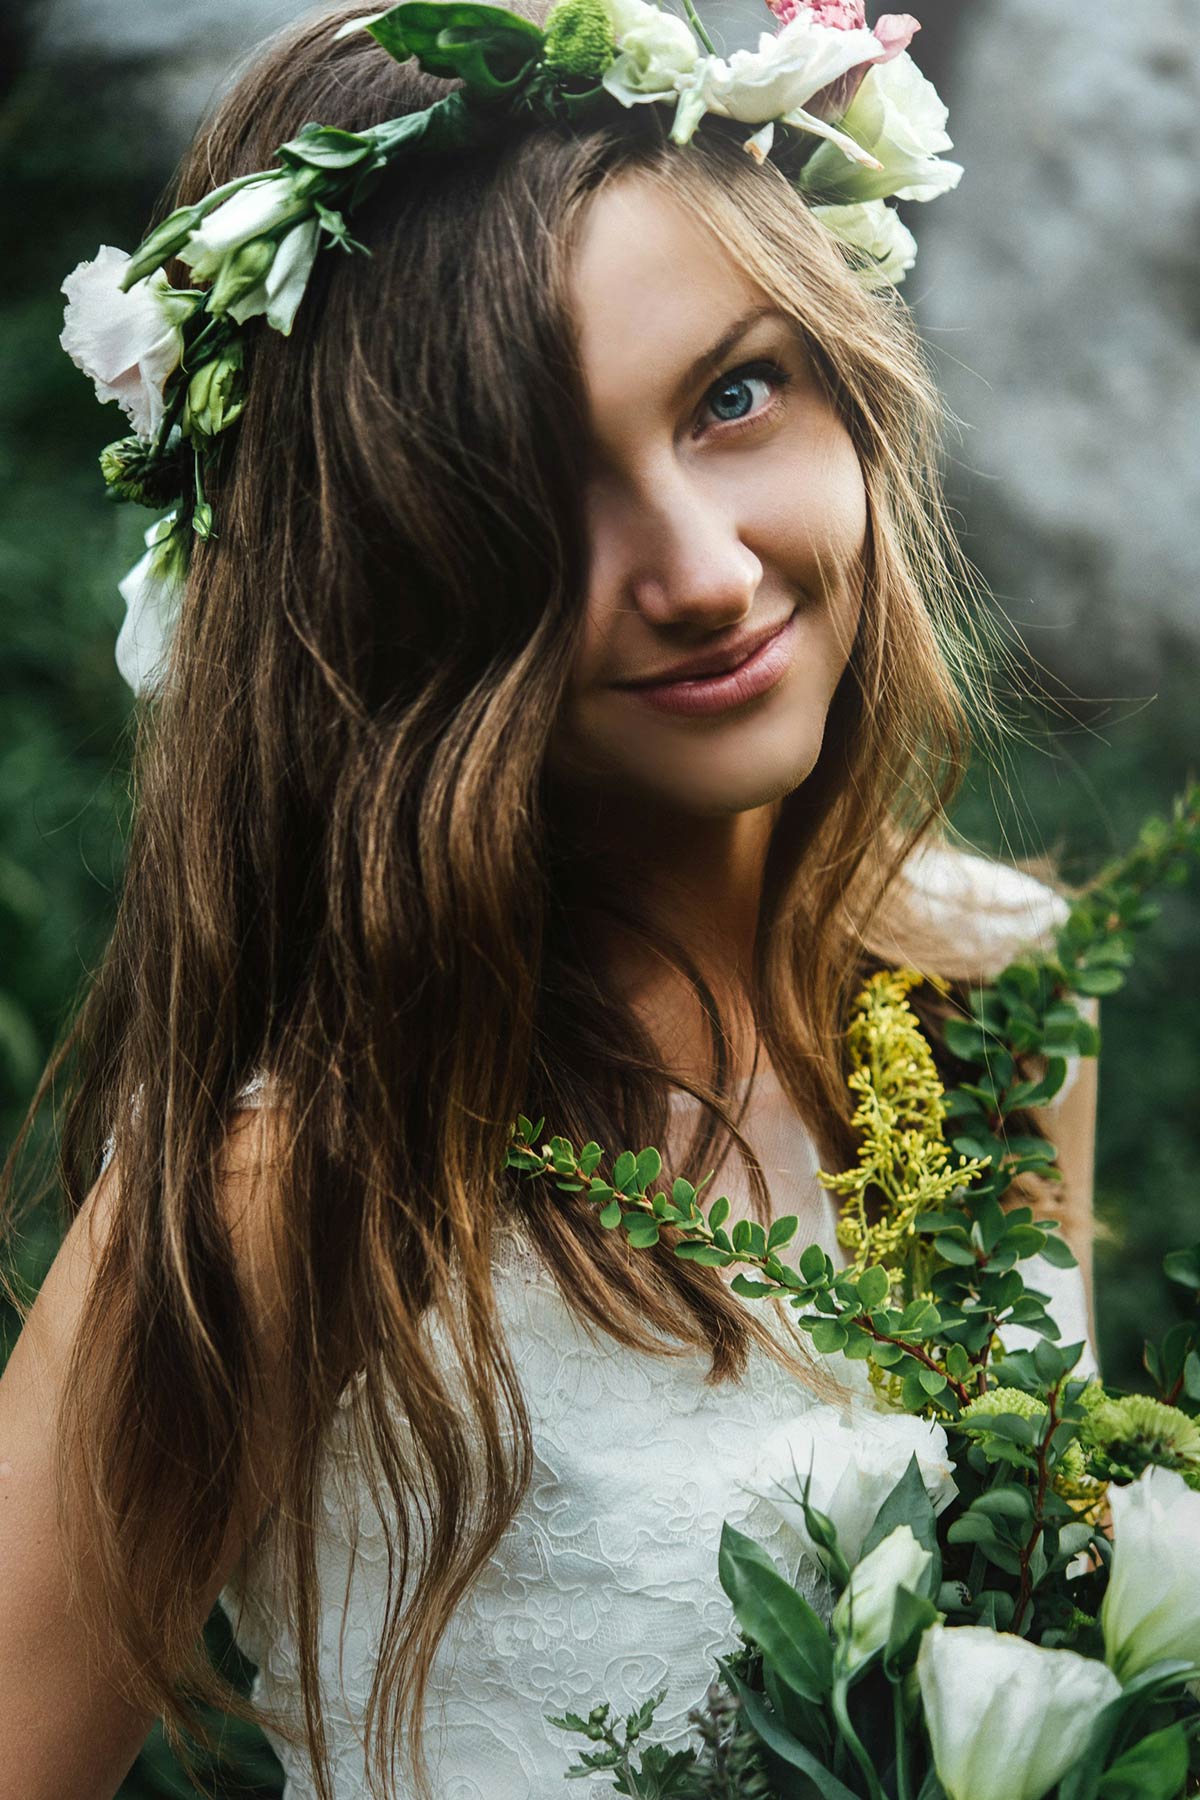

{"left": 508, "top": 786, "right": 1200, "bottom": 1800}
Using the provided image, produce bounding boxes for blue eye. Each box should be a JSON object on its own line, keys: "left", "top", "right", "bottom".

{"left": 701, "top": 359, "right": 790, "bottom": 430}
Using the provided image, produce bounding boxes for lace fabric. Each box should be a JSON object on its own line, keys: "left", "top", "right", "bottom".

{"left": 219, "top": 1221, "right": 847, "bottom": 1799}
{"left": 198, "top": 847, "right": 1095, "bottom": 1797}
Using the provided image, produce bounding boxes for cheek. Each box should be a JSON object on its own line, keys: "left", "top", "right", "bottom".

{"left": 761, "top": 424, "right": 868, "bottom": 599}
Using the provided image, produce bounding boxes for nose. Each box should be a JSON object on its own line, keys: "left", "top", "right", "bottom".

{"left": 597, "top": 469, "right": 764, "bottom": 634}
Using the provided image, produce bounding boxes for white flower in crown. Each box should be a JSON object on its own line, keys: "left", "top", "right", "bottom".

{"left": 799, "top": 48, "right": 963, "bottom": 205}
{"left": 60, "top": 245, "right": 194, "bottom": 439}
{"left": 177, "top": 175, "right": 310, "bottom": 280}
{"left": 176, "top": 177, "right": 321, "bottom": 335}
{"left": 679, "top": 14, "right": 888, "bottom": 151}
{"left": 599, "top": 0, "right": 705, "bottom": 103}
{"left": 115, "top": 512, "right": 189, "bottom": 698}
{"left": 810, "top": 197, "right": 917, "bottom": 288}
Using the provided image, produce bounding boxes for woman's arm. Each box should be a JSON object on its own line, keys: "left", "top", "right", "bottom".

{"left": 0, "top": 1106, "right": 290, "bottom": 1800}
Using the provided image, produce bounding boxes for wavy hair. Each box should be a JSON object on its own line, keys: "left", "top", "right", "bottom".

{"left": 2, "top": 4, "right": 1065, "bottom": 1796}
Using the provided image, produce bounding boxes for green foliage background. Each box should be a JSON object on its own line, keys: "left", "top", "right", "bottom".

{"left": 0, "top": 35, "right": 1195, "bottom": 1800}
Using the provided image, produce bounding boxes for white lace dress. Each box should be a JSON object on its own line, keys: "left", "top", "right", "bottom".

{"left": 214, "top": 849, "right": 1099, "bottom": 1799}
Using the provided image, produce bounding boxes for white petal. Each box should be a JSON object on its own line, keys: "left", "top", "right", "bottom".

{"left": 707, "top": 21, "right": 882, "bottom": 124}
{"left": 893, "top": 157, "right": 964, "bottom": 203}
{"left": 812, "top": 198, "right": 918, "bottom": 287}
{"left": 115, "top": 518, "right": 186, "bottom": 697}
{"left": 179, "top": 177, "right": 302, "bottom": 280}
{"left": 1103, "top": 1468, "right": 1200, "bottom": 1679}
{"left": 61, "top": 245, "right": 185, "bottom": 436}
{"left": 264, "top": 218, "right": 321, "bottom": 335}
{"left": 779, "top": 104, "right": 884, "bottom": 168}
{"left": 918, "top": 1626, "right": 1120, "bottom": 1800}
{"left": 743, "top": 120, "right": 775, "bottom": 164}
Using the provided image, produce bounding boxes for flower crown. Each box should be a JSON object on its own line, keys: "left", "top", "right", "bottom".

{"left": 60, "top": 0, "right": 960, "bottom": 697}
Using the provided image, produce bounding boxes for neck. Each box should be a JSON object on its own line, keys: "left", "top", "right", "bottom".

{"left": 571, "top": 790, "right": 781, "bottom": 1086}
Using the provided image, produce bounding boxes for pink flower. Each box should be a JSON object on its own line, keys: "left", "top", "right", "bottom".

{"left": 803, "top": 0, "right": 869, "bottom": 26}
{"left": 764, "top": 0, "right": 921, "bottom": 118}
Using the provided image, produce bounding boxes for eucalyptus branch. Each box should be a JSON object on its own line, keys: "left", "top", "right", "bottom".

{"left": 506, "top": 1123, "right": 974, "bottom": 1406}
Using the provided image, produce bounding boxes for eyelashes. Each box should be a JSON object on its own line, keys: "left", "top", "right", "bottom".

{"left": 696, "top": 358, "right": 793, "bottom": 439}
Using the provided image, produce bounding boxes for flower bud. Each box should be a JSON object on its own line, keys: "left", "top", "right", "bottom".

{"left": 98, "top": 435, "right": 188, "bottom": 508}
{"left": 543, "top": 0, "right": 616, "bottom": 77}
{"left": 832, "top": 1524, "right": 931, "bottom": 1673}
{"left": 208, "top": 239, "right": 278, "bottom": 317}
{"left": 121, "top": 204, "right": 206, "bottom": 285}
{"left": 181, "top": 345, "right": 247, "bottom": 442}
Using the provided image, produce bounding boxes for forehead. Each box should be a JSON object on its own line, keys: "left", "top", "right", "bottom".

{"left": 568, "top": 173, "right": 770, "bottom": 433}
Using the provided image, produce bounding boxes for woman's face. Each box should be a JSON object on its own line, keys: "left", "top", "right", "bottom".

{"left": 549, "top": 172, "right": 868, "bottom": 822}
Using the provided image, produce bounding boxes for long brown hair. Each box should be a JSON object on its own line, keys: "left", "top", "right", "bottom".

{"left": 2, "top": 4, "right": 1066, "bottom": 1796}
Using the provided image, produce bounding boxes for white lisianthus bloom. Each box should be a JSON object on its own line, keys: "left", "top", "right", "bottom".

{"left": 799, "top": 50, "right": 963, "bottom": 205}
{"left": 178, "top": 175, "right": 312, "bottom": 283}
{"left": 600, "top": 0, "right": 703, "bottom": 104}
{"left": 742, "top": 1400, "right": 956, "bottom": 1569}
{"left": 1102, "top": 1466, "right": 1200, "bottom": 1681}
{"left": 60, "top": 245, "right": 193, "bottom": 439}
{"left": 116, "top": 513, "right": 188, "bottom": 698}
{"left": 226, "top": 218, "right": 323, "bottom": 335}
{"left": 810, "top": 198, "right": 917, "bottom": 287}
{"left": 918, "top": 1625, "right": 1120, "bottom": 1800}
{"left": 672, "top": 17, "right": 884, "bottom": 162}
{"left": 832, "top": 1524, "right": 931, "bottom": 1673}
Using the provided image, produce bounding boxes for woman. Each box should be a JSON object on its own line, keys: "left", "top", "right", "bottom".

{"left": 0, "top": 3, "right": 1099, "bottom": 1797}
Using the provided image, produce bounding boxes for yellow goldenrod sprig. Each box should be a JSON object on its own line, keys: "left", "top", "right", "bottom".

{"left": 816, "top": 967, "right": 991, "bottom": 1280}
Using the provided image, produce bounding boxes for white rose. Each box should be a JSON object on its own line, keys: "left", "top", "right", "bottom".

{"left": 742, "top": 1400, "right": 957, "bottom": 1569}
{"left": 799, "top": 50, "right": 963, "bottom": 205}
{"left": 600, "top": 0, "right": 702, "bottom": 104}
{"left": 115, "top": 513, "right": 188, "bottom": 698}
{"left": 832, "top": 1523, "right": 932, "bottom": 1673}
{"left": 918, "top": 1625, "right": 1121, "bottom": 1800}
{"left": 1102, "top": 1466, "right": 1200, "bottom": 1682}
{"left": 178, "top": 175, "right": 311, "bottom": 283}
{"left": 810, "top": 198, "right": 917, "bottom": 287}
{"left": 60, "top": 245, "right": 192, "bottom": 439}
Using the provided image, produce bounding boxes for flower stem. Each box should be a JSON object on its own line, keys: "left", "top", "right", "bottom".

{"left": 1015, "top": 1385, "right": 1058, "bottom": 1633}
{"left": 893, "top": 1681, "right": 911, "bottom": 1800}
{"left": 679, "top": 0, "right": 717, "bottom": 56}
{"left": 832, "top": 1676, "right": 885, "bottom": 1800}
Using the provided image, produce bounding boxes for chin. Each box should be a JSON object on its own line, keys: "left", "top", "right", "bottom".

{"left": 619, "top": 727, "right": 828, "bottom": 818}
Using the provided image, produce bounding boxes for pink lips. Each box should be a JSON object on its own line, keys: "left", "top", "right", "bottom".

{"left": 619, "top": 612, "right": 798, "bottom": 717}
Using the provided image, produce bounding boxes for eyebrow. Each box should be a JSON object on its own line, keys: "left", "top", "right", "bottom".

{"left": 670, "top": 304, "right": 790, "bottom": 410}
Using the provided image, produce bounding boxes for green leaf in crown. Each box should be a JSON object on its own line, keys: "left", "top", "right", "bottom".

{"left": 366, "top": 1, "right": 549, "bottom": 96}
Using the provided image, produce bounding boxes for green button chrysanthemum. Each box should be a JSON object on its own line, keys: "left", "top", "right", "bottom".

{"left": 542, "top": 0, "right": 616, "bottom": 79}
{"left": 1082, "top": 1392, "right": 1200, "bottom": 1489}
{"left": 960, "top": 1386, "right": 1091, "bottom": 1488}
{"left": 959, "top": 1386, "right": 1047, "bottom": 1427}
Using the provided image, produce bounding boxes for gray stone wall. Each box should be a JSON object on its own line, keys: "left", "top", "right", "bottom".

{"left": 910, "top": 0, "right": 1200, "bottom": 687}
